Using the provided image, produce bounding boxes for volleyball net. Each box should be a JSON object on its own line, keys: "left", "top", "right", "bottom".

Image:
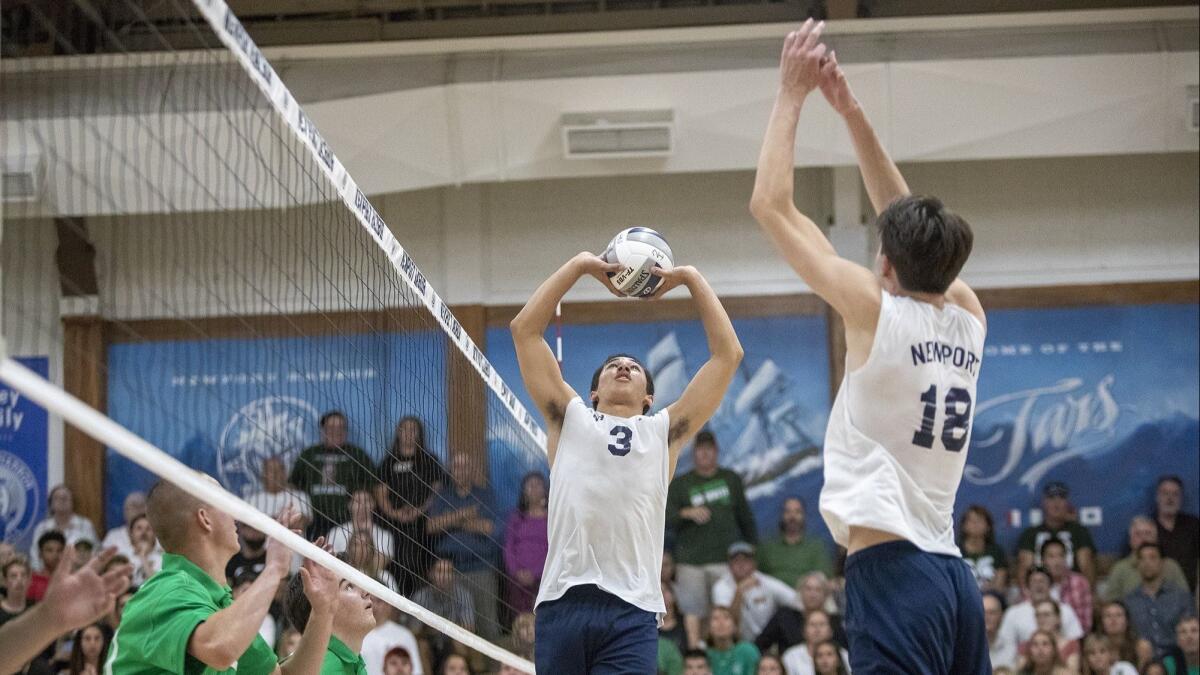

{"left": 1, "top": 2, "right": 546, "bottom": 671}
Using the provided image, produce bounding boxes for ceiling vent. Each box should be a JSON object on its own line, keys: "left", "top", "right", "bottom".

{"left": 2, "top": 150, "right": 45, "bottom": 203}
{"left": 561, "top": 109, "right": 674, "bottom": 159}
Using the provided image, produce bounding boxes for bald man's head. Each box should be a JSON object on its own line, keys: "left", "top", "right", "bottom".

{"left": 146, "top": 476, "right": 237, "bottom": 556}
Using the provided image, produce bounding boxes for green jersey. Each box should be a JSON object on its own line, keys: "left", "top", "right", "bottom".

{"left": 706, "top": 641, "right": 760, "bottom": 675}
{"left": 756, "top": 535, "right": 833, "bottom": 588}
{"left": 106, "top": 553, "right": 277, "bottom": 675}
{"left": 318, "top": 637, "right": 366, "bottom": 675}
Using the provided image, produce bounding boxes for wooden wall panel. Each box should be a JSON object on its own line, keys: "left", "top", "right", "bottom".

{"left": 446, "top": 305, "right": 489, "bottom": 485}
{"left": 62, "top": 316, "right": 108, "bottom": 534}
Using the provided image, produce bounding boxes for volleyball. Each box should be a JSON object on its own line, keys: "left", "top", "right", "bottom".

{"left": 602, "top": 227, "right": 675, "bottom": 298}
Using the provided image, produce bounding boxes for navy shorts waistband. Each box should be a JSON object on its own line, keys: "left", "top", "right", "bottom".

{"left": 845, "top": 540, "right": 960, "bottom": 571}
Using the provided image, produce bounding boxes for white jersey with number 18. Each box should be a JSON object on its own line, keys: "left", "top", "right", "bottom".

{"left": 820, "top": 290, "right": 986, "bottom": 556}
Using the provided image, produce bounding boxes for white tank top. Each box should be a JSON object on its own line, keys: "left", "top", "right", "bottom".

{"left": 536, "top": 396, "right": 670, "bottom": 615}
{"left": 820, "top": 291, "right": 986, "bottom": 556}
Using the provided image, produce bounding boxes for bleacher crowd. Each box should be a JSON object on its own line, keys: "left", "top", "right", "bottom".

{"left": 2, "top": 411, "right": 1196, "bottom": 675}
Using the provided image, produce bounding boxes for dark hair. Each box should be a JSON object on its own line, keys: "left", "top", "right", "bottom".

{"left": 48, "top": 484, "right": 70, "bottom": 509}
{"left": 127, "top": 512, "right": 150, "bottom": 533}
{"left": 1039, "top": 538, "right": 1067, "bottom": 558}
{"left": 757, "top": 654, "right": 786, "bottom": 673}
{"left": 1136, "top": 542, "right": 1162, "bottom": 558}
{"left": 682, "top": 648, "right": 709, "bottom": 663}
{"left": 439, "top": 654, "right": 471, "bottom": 675}
{"left": 319, "top": 410, "right": 346, "bottom": 427}
{"left": 37, "top": 529, "right": 66, "bottom": 551}
{"left": 590, "top": 353, "right": 655, "bottom": 414}
{"left": 694, "top": 429, "right": 717, "bottom": 449}
{"left": 1025, "top": 565, "right": 1051, "bottom": 585}
{"left": 959, "top": 504, "right": 996, "bottom": 546}
{"left": 1157, "top": 475, "right": 1184, "bottom": 492}
{"left": 876, "top": 195, "right": 973, "bottom": 294}
{"left": 66, "top": 623, "right": 111, "bottom": 675}
{"left": 1096, "top": 601, "right": 1140, "bottom": 663}
{"left": 517, "top": 472, "right": 548, "bottom": 514}
{"left": 812, "top": 639, "right": 850, "bottom": 675}
{"left": 389, "top": 416, "right": 428, "bottom": 458}
{"left": 982, "top": 590, "right": 1007, "bottom": 612}
{"left": 284, "top": 570, "right": 314, "bottom": 631}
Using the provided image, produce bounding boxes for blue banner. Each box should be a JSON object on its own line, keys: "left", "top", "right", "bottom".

{"left": 486, "top": 314, "right": 834, "bottom": 539}
{"left": 961, "top": 303, "right": 1200, "bottom": 555}
{"left": 106, "top": 333, "right": 448, "bottom": 527}
{"left": 0, "top": 356, "right": 50, "bottom": 551}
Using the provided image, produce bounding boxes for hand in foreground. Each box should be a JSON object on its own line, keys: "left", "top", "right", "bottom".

{"left": 573, "top": 252, "right": 625, "bottom": 298}
{"left": 299, "top": 538, "right": 340, "bottom": 618}
{"left": 265, "top": 504, "right": 301, "bottom": 577}
{"left": 42, "top": 546, "right": 132, "bottom": 631}
{"left": 817, "top": 50, "right": 860, "bottom": 117}
{"left": 645, "top": 265, "right": 698, "bottom": 300}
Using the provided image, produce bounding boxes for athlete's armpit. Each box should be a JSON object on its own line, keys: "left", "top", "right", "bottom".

{"left": 545, "top": 400, "right": 566, "bottom": 427}
{"left": 668, "top": 417, "right": 691, "bottom": 446}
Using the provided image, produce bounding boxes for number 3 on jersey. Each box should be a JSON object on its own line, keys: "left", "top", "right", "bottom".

{"left": 912, "top": 385, "right": 972, "bottom": 452}
{"left": 608, "top": 425, "right": 633, "bottom": 456}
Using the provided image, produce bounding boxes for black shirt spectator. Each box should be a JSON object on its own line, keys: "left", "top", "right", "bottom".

{"left": 374, "top": 416, "right": 447, "bottom": 596}
{"left": 755, "top": 606, "right": 848, "bottom": 655}
{"left": 289, "top": 410, "right": 374, "bottom": 537}
{"left": 1154, "top": 475, "right": 1200, "bottom": 592}
{"left": 224, "top": 522, "right": 268, "bottom": 584}
{"left": 1017, "top": 481, "right": 1096, "bottom": 586}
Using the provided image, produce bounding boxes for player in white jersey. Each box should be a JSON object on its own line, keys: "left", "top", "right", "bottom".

{"left": 750, "top": 20, "right": 990, "bottom": 674}
{"left": 510, "top": 252, "right": 743, "bottom": 673}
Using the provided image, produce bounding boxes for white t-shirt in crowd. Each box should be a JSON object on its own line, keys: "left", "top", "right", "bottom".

{"left": 1108, "top": 662, "right": 1138, "bottom": 675}
{"left": 30, "top": 515, "right": 98, "bottom": 569}
{"left": 712, "top": 570, "right": 800, "bottom": 642}
{"left": 325, "top": 523, "right": 394, "bottom": 558}
{"left": 246, "top": 489, "right": 313, "bottom": 522}
{"left": 258, "top": 614, "right": 277, "bottom": 648}
{"left": 100, "top": 526, "right": 134, "bottom": 559}
{"left": 997, "top": 599, "right": 1084, "bottom": 648}
{"left": 361, "top": 620, "right": 423, "bottom": 675}
{"left": 781, "top": 643, "right": 851, "bottom": 675}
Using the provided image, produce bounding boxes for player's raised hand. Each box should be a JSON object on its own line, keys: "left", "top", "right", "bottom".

{"left": 779, "top": 18, "right": 827, "bottom": 99}
{"left": 818, "top": 51, "right": 860, "bottom": 117}
{"left": 299, "top": 537, "right": 340, "bottom": 618}
{"left": 264, "top": 504, "right": 300, "bottom": 577}
{"left": 645, "top": 265, "right": 698, "bottom": 301}
{"left": 573, "top": 251, "right": 625, "bottom": 298}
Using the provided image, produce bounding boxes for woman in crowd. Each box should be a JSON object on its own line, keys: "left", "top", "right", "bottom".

{"left": 1096, "top": 601, "right": 1154, "bottom": 671}
{"left": 346, "top": 531, "right": 400, "bottom": 593}
{"left": 706, "top": 606, "right": 761, "bottom": 675}
{"left": 439, "top": 654, "right": 471, "bottom": 675}
{"left": 659, "top": 581, "right": 690, "bottom": 654}
{"left": 1080, "top": 634, "right": 1137, "bottom": 675}
{"left": 1018, "top": 630, "right": 1072, "bottom": 675}
{"left": 958, "top": 504, "right": 1009, "bottom": 593}
{"left": 382, "top": 647, "right": 415, "bottom": 675}
{"left": 811, "top": 640, "right": 850, "bottom": 675}
{"left": 376, "top": 416, "right": 448, "bottom": 596}
{"left": 757, "top": 654, "right": 785, "bottom": 675}
{"left": 782, "top": 610, "right": 848, "bottom": 675}
{"left": 1028, "top": 599, "right": 1079, "bottom": 671}
{"left": 127, "top": 514, "right": 163, "bottom": 585}
{"left": 502, "top": 472, "right": 548, "bottom": 615}
{"left": 29, "top": 486, "right": 97, "bottom": 570}
{"left": 60, "top": 624, "right": 110, "bottom": 675}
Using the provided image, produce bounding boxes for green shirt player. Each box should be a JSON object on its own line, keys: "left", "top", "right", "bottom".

{"left": 282, "top": 562, "right": 376, "bottom": 675}
{"left": 106, "top": 477, "right": 338, "bottom": 675}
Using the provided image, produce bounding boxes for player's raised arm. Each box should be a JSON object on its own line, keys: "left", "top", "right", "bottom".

{"left": 655, "top": 267, "right": 743, "bottom": 467}
{"left": 749, "top": 20, "right": 880, "bottom": 332}
{"left": 511, "top": 253, "right": 623, "bottom": 462}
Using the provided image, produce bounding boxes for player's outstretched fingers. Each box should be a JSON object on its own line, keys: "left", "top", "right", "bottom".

{"left": 801, "top": 20, "right": 825, "bottom": 51}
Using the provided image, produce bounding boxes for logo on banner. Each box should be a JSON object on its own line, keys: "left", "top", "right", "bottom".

{"left": 0, "top": 450, "right": 39, "bottom": 542}
{"left": 218, "top": 396, "right": 318, "bottom": 497}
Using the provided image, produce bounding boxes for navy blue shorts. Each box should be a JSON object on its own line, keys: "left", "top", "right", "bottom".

{"left": 534, "top": 585, "right": 657, "bottom": 675}
{"left": 844, "top": 541, "right": 992, "bottom": 675}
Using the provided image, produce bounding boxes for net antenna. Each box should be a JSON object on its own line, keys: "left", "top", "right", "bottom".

{"left": 1, "top": 1, "right": 547, "bottom": 671}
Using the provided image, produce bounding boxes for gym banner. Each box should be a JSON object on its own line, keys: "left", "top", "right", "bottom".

{"left": 0, "top": 356, "right": 50, "bottom": 551}
{"left": 962, "top": 303, "right": 1199, "bottom": 555}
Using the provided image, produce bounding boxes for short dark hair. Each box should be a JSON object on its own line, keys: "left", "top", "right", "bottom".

{"left": 1039, "top": 538, "right": 1067, "bottom": 558}
{"left": 1157, "top": 475, "right": 1184, "bottom": 492}
{"left": 693, "top": 429, "right": 717, "bottom": 449}
{"left": 1136, "top": 542, "right": 1162, "bottom": 559}
{"left": 320, "top": 410, "right": 346, "bottom": 427}
{"left": 982, "top": 589, "right": 1007, "bottom": 613}
{"left": 37, "top": 530, "right": 66, "bottom": 551}
{"left": 682, "top": 648, "right": 709, "bottom": 663}
{"left": 284, "top": 571, "right": 313, "bottom": 632}
{"left": 876, "top": 195, "right": 973, "bottom": 294}
{"left": 590, "top": 353, "right": 655, "bottom": 413}
{"left": 2, "top": 558, "right": 30, "bottom": 577}
{"left": 1025, "top": 565, "right": 1051, "bottom": 585}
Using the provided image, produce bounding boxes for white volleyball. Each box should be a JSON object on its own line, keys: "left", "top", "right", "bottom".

{"left": 602, "top": 227, "right": 675, "bottom": 298}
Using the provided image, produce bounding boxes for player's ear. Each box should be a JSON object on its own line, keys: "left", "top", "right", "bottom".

{"left": 642, "top": 393, "right": 653, "bottom": 414}
{"left": 589, "top": 391, "right": 599, "bottom": 408}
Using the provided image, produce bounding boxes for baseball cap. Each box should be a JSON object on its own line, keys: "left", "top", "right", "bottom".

{"left": 727, "top": 541, "right": 755, "bottom": 559}
{"left": 1043, "top": 481, "right": 1069, "bottom": 498}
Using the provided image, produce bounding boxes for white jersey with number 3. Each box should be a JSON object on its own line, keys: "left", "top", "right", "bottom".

{"left": 820, "top": 291, "right": 986, "bottom": 556}
{"left": 537, "top": 396, "right": 670, "bottom": 615}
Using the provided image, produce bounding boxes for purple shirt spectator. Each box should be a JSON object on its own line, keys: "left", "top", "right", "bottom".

{"left": 503, "top": 473, "right": 549, "bottom": 614}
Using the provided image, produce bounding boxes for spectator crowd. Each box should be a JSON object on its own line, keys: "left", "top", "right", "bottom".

{"left": 2, "top": 411, "right": 1196, "bottom": 675}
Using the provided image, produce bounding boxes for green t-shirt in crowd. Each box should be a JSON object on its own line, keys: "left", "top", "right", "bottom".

{"left": 318, "top": 637, "right": 367, "bottom": 675}
{"left": 106, "top": 553, "right": 277, "bottom": 675}
{"left": 667, "top": 468, "right": 757, "bottom": 565}
{"left": 1163, "top": 654, "right": 1200, "bottom": 675}
{"left": 289, "top": 443, "right": 375, "bottom": 530}
{"left": 657, "top": 637, "right": 683, "bottom": 675}
{"left": 961, "top": 541, "right": 1009, "bottom": 589}
{"left": 706, "top": 642, "right": 760, "bottom": 675}
{"left": 757, "top": 535, "right": 833, "bottom": 588}
{"left": 1017, "top": 521, "right": 1095, "bottom": 573}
